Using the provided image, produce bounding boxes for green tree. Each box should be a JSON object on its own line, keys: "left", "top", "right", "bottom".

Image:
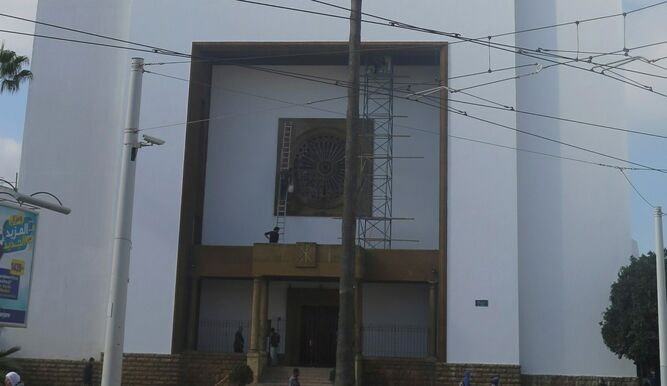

{"left": 0, "top": 44, "right": 32, "bottom": 94}
{"left": 601, "top": 252, "right": 664, "bottom": 374}
{"left": 0, "top": 346, "right": 21, "bottom": 374}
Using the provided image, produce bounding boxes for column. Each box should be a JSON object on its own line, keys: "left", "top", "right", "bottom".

{"left": 185, "top": 276, "right": 201, "bottom": 350}
{"left": 249, "top": 278, "right": 262, "bottom": 352}
{"left": 437, "top": 44, "right": 449, "bottom": 362}
{"left": 428, "top": 280, "right": 437, "bottom": 358}
{"left": 259, "top": 279, "right": 269, "bottom": 353}
{"left": 247, "top": 278, "right": 263, "bottom": 380}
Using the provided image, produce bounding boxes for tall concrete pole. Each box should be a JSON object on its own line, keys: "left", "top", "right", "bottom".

{"left": 101, "top": 57, "right": 144, "bottom": 386}
{"left": 656, "top": 206, "right": 667, "bottom": 386}
{"left": 336, "top": 0, "right": 362, "bottom": 385}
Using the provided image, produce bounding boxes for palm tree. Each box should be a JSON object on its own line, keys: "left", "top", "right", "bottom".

{"left": 0, "top": 346, "right": 21, "bottom": 374}
{"left": 0, "top": 44, "right": 32, "bottom": 94}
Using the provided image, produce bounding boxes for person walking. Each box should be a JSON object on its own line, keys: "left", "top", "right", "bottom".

{"left": 288, "top": 368, "right": 300, "bottom": 386}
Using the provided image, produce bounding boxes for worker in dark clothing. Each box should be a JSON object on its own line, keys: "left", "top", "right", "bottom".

{"left": 83, "top": 357, "right": 94, "bottom": 386}
{"left": 233, "top": 326, "right": 244, "bottom": 353}
{"left": 265, "top": 227, "right": 280, "bottom": 243}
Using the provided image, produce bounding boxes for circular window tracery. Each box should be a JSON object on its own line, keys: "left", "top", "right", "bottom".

{"left": 293, "top": 134, "right": 346, "bottom": 208}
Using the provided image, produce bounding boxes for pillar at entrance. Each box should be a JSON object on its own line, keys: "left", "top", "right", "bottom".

{"left": 428, "top": 280, "right": 437, "bottom": 358}
{"left": 249, "top": 278, "right": 262, "bottom": 352}
{"left": 248, "top": 277, "right": 267, "bottom": 381}
{"left": 185, "top": 277, "right": 201, "bottom": 350}
{"left": 259, "top": 279, "right": 269, "bottom": 352}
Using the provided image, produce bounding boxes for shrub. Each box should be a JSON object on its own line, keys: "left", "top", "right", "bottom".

{"left": 228, "top": 364, "right": 254, "bottom": 386}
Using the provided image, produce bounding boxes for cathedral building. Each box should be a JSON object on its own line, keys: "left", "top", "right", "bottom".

{"left": 4, "top": 1, "right": 639, "bottom": 385}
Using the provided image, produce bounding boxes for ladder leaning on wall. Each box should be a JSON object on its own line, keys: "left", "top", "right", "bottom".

{"left": 275, "top": 120, "right": 294, "bottom": 242}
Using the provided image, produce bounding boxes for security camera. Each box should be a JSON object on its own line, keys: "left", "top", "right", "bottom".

{"left": 142, "top": 134, "right": 165, "bottom": 146}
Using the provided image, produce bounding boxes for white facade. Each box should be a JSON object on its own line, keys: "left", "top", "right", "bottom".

{"left": 5, "top": 0, "right": 636, "bottom": 378}
{"left": 515, "top": 0, "right": 635, "bottom": 376}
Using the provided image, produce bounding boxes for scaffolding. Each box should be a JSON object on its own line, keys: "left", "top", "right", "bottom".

{"left": 357, "top": 57, "right": 396, "bottom": 249}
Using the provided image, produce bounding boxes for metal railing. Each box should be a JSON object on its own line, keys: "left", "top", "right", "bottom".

{"left": 197, "top": 320, "right": 428, "bottom": 358}
{"left": 197, "top": 319, "right": 286, "bottom": 354}
{"left": 363, "top": 324, "right": 429, "bottom": 358}
{"left": 198, "top": 319, "right": 251, "bottom": 353}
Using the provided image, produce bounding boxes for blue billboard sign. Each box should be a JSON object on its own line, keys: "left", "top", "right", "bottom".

{"left": 0, "top": 203, "right": 38, "bottom": 327}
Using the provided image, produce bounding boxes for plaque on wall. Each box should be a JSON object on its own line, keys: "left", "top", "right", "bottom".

{"left": 275, "top": 118, "right": 371, "bottom": 217}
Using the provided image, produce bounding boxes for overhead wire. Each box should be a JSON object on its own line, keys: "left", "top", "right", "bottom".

{"left": 4, "top": 2, "right": 667, "bottom": 98}
{"left": 143, "top": 68, "right": 667, "bottom": 175}
{"left": 144, "top": 54, "right": 667, "bottom": 144}
{"left": 619, "top": 168, "right": 657, "bottom": 209}
{"left": 444, "top": 105, "right": 667, "bottom": 174}
{"left": 250, "top": 60, "right": 667, "bottom": 142}
{"left": 142, "top": 69, "right": 665, "bottom": 209}
{"left": 236, "top": 0, "right": 667, "bottom": 99}
{"left": 436, "top": 97, "right": 667, "bottom": 140}
{"left": 143, "top": 69, "right": 653, "bottom": 171}
{"left": 3, "top": 4, "right": 666, "bottom": 204}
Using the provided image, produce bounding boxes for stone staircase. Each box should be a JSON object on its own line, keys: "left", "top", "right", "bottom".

{"left": 258, "top": 366, "right": 333, "bottom": 386}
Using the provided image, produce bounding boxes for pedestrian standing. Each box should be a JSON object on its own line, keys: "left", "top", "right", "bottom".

{"left": 83, "top": 357, "right": 94, "bottom": 386}
{"left": 268, "top": 328, "right": 280, "bottom": 366}
{"left": 233, "top": 325, "right": 245, "bottom": 353}
{"left": 264, "top": 227, "right": 280, "bottom": 243}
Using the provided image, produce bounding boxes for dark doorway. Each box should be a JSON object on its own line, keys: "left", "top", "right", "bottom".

{"left": 285, "top": 287, "right": 339, "bottom": 365}
{"left": 299, "top": 305, "right": 338, "bottom": 366}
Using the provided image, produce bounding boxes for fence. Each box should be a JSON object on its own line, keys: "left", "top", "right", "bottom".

{"left": 363, "top": 324, "right": 429, "bottom": 358}
{"left": 197, "top": 319, "right": 286, "bottom": 354}
{"left": 197, "top": 320, "right": 428, "bottom": 358}
{"left": 198, "top": 319, "right": 251, "bottom": 353}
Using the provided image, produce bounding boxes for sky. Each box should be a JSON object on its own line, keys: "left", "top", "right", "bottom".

{"left": 0, "top": 0, "right": 665, "bottom": 253}
{"left": 0, "top": 0, "right": 36, "bottom": 184}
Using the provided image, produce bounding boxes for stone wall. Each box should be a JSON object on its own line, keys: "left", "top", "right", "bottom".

{"left": 522, "top": 375, "right": 639, "bottom": 386}
{"left": 14, "top": 355, "right": 641, "bottom": 386}
{"left": 181, "top": 352, "right": 246, "bottom": 386}
{"left": 17, "top": 358, "right": 90, "bottom": 386}
{"left": 15, "top": 352, "right": 245, "bottom": 386}
{"left": 362, "top": 359, "right": 521, "bottom": 386}
{"left": 363, "top": 357, "right": 437, "bottom": 386}
{"left": 437, "top": 363, "right": 521, "bottom": 386}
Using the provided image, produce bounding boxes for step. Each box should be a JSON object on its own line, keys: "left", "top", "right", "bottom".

{"left": 259, "top": 366, "right": 332, "bottom": 386}
{"left": 258, "top": 383, "right": 331, "bottom": 386}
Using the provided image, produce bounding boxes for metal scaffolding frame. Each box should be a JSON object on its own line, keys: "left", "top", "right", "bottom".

{"left": 358, "top": 56, "right": 397, "bottom": 249}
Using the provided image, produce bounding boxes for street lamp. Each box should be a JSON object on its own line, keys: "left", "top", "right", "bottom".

{"left": 0, "top": 180, "right": 71, "bottom": 215}
{"left": 101, "top": 57, "right": 165, "bottom": 386}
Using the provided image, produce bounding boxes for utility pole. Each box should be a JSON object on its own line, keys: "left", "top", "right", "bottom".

{"left": 336, "top": 0, "right": 362, "bottom": 385}
{"left": 101, "top": 57, "right": 144, "bottom": 386}
{"left": 656, "top": 206, "right": 667, "bottom": 386}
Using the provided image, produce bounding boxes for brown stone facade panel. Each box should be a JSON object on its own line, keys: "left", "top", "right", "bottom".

{"left": 522, "top": 375, "right": 638, "bottom": 386}
{"left": 16, "top": 352, "right": 245, "bottom": 386}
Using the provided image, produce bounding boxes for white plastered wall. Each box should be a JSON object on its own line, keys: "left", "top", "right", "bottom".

{"left": 515, "top": 0, "right": 635, "bottom": 377}
{"left": 17, "top": 0, "right": 526, "bottom": 366}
